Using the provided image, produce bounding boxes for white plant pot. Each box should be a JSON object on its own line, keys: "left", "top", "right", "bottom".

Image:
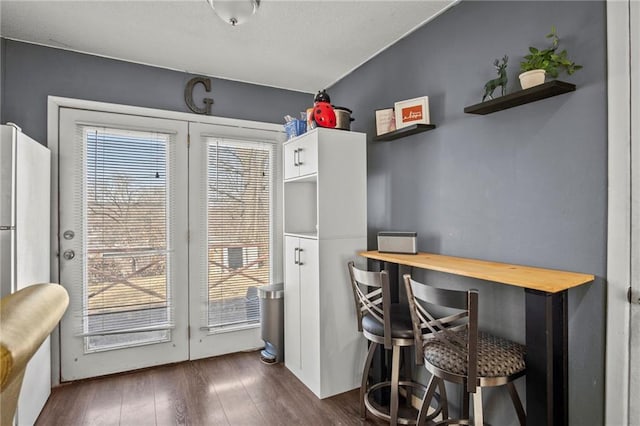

{"left": 519, "top": 69, "right": 546, "bottom": 90}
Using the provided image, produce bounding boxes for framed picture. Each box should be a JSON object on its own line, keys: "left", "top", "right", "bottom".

{"left": 394, "top": 96, "right": 430, "bottom": 129}
{"left": 375, "top": 108, "right": 396, "bottom": 136}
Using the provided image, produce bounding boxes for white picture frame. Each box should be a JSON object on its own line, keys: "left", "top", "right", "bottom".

{"left": 375, "top": 108, "right": 396, "bottom": 136}
{"left": 394, "top": 96, "right": 430, "bottom": 129}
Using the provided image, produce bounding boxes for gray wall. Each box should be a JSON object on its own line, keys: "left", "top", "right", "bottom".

{"left": 329, "top": 1, "right": 606, "bottom": 425}
{"left": 0, "top": 38, "right": 311, "bottom": 144}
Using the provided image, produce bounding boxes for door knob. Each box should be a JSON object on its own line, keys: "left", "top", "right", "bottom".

{"left": 63, "top": 249, "right": 75, "bottom": 260}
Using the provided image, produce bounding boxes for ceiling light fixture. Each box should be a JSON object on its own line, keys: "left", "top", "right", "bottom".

{"left": 207, "top": 0, "right": 260, "bottom": 26}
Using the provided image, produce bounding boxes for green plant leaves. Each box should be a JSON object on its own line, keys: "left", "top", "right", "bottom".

{"left": 519, "top": 27, "right": 582, "bottom": 76}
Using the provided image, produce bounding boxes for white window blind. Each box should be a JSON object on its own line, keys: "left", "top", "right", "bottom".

{"left": 203, "top": 138, "right": 273, "bottom": 330}
{"left": 74, "top": 125, "right": 176, "bottom": 351}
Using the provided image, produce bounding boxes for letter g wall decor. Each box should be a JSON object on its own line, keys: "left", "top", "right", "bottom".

{"left": 185, "top": 77, "right": 214, "bottom": 115}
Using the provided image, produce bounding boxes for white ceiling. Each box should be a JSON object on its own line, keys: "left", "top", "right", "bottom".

{"left": 0, "top": 0, "right": 456, "bottom": 93}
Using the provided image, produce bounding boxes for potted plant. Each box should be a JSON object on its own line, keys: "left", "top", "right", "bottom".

{"left": 519, "top": 26, "right": 582, "bottom": 90}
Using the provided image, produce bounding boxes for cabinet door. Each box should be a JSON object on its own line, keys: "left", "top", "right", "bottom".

{"left": 283, "top": 236, "right": 301, "bottom": 372}
{"left": 283, "top": 140, "right": 300, "bottom": 180}
{"left": 296, "top": 136, "right": 318, "bottom": 178}
{"left": 298, "top": 238, "right": 320, "bottom": 388}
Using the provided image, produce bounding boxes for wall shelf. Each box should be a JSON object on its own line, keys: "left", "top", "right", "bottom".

{"left": 373, "top": 123, "right": 436, "bottom": 142}
{"left": 464, "top": 80, "right": 576, "bottom": 115}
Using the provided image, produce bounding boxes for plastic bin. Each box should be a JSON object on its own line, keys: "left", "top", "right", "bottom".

{"left": 284, "top": 119, "right": 306, "bottom": 140}
{"left": 258, "top": 283, "right": 284, "bottom": 363}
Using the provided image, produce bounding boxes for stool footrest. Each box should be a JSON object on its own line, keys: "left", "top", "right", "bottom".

{"left": 365, "top": 380, "right": 434, "bottom": 425}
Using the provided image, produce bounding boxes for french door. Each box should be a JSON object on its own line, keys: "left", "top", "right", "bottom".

{"left": 188, "top": 122, "right": 280, "bottom": 359}
{"left": 58, "top": 108, "right": 281, "bottom": 380}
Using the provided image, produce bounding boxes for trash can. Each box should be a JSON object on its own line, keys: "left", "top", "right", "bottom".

{"left": 257, "top": 283, "right": 284, "bottom": 364}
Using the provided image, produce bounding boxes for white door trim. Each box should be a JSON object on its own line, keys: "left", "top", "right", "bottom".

{"left": 629, "top": 0, "right": 640, "bottom": 421}
{"left": 47, "top": 96, "right": 285, "bottom": 385}
{"left": 605, "top": 0, "right": 633, "bottom": 424}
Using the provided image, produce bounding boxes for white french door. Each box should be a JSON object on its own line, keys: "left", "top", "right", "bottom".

{"left": 59, "top": 108, "right": 190, "bottom": 380}
{"left": 57, "top": 107, "right": 282, "bottom": 380}
{"left": 188, "top": 122, "right": 282, "bottom": 359}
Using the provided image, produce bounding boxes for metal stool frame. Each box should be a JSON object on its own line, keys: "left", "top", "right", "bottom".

{"left": 403, "top": 274, "right": 526, "bottom": 426}
{"left": 347, "top": 262, "right": 444, "bottom": 424}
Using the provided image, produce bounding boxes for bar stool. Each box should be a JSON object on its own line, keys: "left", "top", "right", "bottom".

{"left": 347, "top": 261, "right": 444, "bottom": 424}
{"left": 403, "top": 274, "right": 526, "bottom": 426}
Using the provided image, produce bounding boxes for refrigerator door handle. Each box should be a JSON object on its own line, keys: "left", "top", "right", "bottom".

{"left": 0, "top": 229, "right": 15, "bottom": 297}
{"left": 0, "top": 125, "right": 16, "bottom": 229}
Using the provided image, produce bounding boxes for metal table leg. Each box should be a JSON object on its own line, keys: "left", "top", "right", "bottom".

{"left": 525, "top": 289, "right": 568, "bottom": 426}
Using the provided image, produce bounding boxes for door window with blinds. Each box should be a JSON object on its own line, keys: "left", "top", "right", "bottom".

{"left": 203, "top": 138, "right": 274, "bottom": 330}
{"left": 79, "top": 126, "right": 175, "bottom": 351}
{"left": 57, "top": 104, "right": 281, "bottom": 379}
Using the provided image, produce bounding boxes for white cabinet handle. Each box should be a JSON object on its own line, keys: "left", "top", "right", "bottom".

{"left": 294, "top": 247, "right": 299, "bottom": 264}
{"left": 297, "top": 248, "right": 304, "bottom": 266}
{"left": 297, "top": 148, "right": 303, "bottom": 166}
{"left": 292, "top": 148, "right": 304, "bottom": 167}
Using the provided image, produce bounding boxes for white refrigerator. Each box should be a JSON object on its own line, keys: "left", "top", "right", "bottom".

{"left": 0, "top": 123, "right": 52, "bottom": 426}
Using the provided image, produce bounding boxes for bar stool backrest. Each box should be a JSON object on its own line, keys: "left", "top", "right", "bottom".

{"left": 347, "top": 261, "right": 393, "bottom": 349}
{"left": 404, "top": 275, "right": 479, "bottom": 393}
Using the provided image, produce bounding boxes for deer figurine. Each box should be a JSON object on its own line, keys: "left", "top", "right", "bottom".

{"left": 482, "top": 55, "right": 508, "bottom": 102}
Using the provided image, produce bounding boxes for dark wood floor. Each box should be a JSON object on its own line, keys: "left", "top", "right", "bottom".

{"left": 36, "top": 351, "right": 387, "bottom": 425}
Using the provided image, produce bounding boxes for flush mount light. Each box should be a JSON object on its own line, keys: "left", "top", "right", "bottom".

{"left": 208, "top": 0, "right": 260, "bottom": 26}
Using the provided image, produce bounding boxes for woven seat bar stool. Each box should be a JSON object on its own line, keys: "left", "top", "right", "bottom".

{"left": 347, "top": 261, "right": 444, "bottom": 425}
{"left": 403, "top": 274, "right": 527, "bottom": 426}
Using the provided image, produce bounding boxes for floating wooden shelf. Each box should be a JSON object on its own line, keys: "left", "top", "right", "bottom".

{"left": 464, "top": 80, "right": 576, "bottom": 115}
{"left": 373, "top": 123, "right": 436, "bottom": 142}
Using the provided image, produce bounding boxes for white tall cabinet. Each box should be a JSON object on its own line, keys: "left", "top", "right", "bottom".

{"left": 283, "top": 127, "right": 367, "bottom": 399}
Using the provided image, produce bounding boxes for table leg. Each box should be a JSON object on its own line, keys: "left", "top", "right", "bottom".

{"left": 385, "top": 262, "right": 400, "bottom": 303}
{"left": 366, "top": 259, "right": 388, "bottom": 405}
{"left": 366, "top": 259, "right": 404, "bottom": 302}
{"left": 366, "top": 260, "right": 403, "bottom": 408}
{"left": 525, "top": 289, "right": 568, "bottom": 426}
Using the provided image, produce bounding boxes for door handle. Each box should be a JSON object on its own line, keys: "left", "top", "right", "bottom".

{"left": 293, "top": 149, "right": 299, "bottom": 167}
{"left": 294, "top": 247, "right": 299, "bottom": 265}
{"left": 297, "top": 248, "right": 304, "bottom": 266}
